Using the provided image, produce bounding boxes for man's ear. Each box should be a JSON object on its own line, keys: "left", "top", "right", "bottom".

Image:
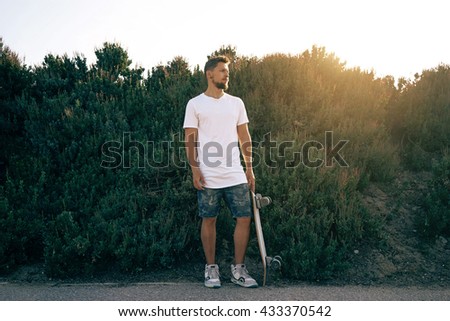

{"left": 206, "top": 69, "right": 213, "bottom": 79}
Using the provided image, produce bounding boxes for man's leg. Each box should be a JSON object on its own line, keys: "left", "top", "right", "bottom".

{"left": 225, "top": 184, "right": 258, "bottom": 287}
{"left": 234, "top": 217, "right": 251, "bottom": 264}
{"left": 231, "top": 216, "right": 258, "bottom": 287}
{"left": 201, "top": 217, "right": 217, "bottom": 265}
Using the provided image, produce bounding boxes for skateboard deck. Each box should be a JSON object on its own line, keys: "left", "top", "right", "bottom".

{"left": 251, "top": 192, "right": 282, "bottom": 286}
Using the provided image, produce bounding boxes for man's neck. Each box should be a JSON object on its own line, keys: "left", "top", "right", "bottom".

{"left": 204, "top": 86, "right": 225, "bottom": 99}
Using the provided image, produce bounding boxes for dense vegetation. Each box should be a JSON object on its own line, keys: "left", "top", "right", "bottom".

{"left": 1, "top": 39, "right": 449, "bottom": 280}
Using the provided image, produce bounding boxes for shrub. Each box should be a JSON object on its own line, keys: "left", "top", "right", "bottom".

{"left": 388, "top": 65, "right": 450, "bottom": 170}
{"left": 1, "top": 41, "right": 447, "bottom": 281}
{"left": 417, "top": 151, "right": 450, "bottom": 239}
{"left": 252, "top": 158, "right": 381, "bottom": 280}
{"left": 0, "top": 175, "right": 45, "bottom": 273}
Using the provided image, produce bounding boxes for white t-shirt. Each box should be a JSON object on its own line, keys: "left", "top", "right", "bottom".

{"left": 183, "top": 93, "right": 249, "bottom": 188}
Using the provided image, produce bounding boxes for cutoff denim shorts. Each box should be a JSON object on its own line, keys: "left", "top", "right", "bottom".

{"left": 197, "top": 183, "right": 252, "bottom": 218}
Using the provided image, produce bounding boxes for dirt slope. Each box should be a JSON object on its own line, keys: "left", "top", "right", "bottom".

{"left": 341, "top": 171, "right": 449, "bottom": 286}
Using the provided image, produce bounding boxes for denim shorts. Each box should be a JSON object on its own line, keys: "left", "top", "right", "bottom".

{"left": 197, "top": 183, "right": 252, "bottom": 218}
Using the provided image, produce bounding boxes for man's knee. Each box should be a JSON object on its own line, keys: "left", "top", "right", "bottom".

{"left": 236, "top": 217, "right": 251, "bottom": 227}
{"left": 202, "top": 217, "right": 217, "bottom": 227}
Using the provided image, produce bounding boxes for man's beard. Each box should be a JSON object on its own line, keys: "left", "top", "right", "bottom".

{"left": 213, "top": 80, "right": 228, "bottom": 90}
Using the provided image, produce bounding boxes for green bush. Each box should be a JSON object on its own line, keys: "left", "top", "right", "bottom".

{"left": 252, "top": 162, "right": 380, "bottom": 280}
{"left": 417, "top": 151, "right": 450, "bottom": 239}
{"left": 0, "top": 175, "right": 45, "bottom": 273}
{"left": 1, "top": 41, "right": 448, "bottom": 281}
{"left": 388, "top": 65, "right": 450, "bottom": 170}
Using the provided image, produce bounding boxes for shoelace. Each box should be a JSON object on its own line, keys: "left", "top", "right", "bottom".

{"left": 207, "top": 266, "right": 220, "bottom": 279}
{"left": 236, "top": 265, "right": 251, "bottom": 279}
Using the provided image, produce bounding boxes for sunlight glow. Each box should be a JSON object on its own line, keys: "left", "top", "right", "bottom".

{"left": 1, "top": 0, "right": 448, "bottom": 79}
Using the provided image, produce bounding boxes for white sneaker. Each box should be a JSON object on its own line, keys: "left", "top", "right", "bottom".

{"left": 231, "top": 264, "right": 258, "bottom": 288}
{"left": 204, "top": 264, "right": 221, "bottom": 288}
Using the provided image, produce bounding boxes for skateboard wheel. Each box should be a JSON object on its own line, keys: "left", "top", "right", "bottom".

{"left": 270, "top": 256, "right": 282, "bottom": 270}
{"left": 271, "top": 259, "right": 281, "bottom": 270}
{"left": 266, "top": 256, "right": 282, "bottom": 270}
{"left": 255, "top": 195, "right": 272, "bottom": 209}
{"left": 260, "top": 196, "right": 271, "bottom": 207}
{"left": 274, "top": 255, "right": 282, "bottom": 262}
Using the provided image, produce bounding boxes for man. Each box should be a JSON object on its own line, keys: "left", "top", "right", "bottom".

{"left": 183, "top": 56, "right": 257, "bottom": 288}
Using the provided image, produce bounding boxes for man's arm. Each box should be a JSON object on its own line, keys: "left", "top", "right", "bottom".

{"left": 184, "top": 127, "right": 205, "bottom": 190}
{"left": 237, "top": 123, "right": 255, "bottom": 192}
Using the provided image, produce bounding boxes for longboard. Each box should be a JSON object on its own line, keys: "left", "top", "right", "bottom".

{"left": 251, "top": 192, "right": 282, "bottom": 286}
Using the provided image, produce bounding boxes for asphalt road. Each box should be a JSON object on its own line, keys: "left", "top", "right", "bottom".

{"left": 1, "top": 281, "right": 449, "bottom": 301}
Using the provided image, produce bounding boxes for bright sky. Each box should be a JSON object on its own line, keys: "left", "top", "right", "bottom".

{"left": 1, "top": 0, "right": 449, "bottom": 80}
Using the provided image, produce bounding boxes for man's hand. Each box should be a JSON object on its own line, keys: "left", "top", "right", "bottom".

{"left": 246, "top": 168, "right": 255, "bottom": 193}
{"left": 192, "top": 167, "right": 205, "bottom": 190}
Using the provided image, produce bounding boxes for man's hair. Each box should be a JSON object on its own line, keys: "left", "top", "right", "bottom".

{"left": 204, "top": 55, "right": 230, "bottom": 75}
